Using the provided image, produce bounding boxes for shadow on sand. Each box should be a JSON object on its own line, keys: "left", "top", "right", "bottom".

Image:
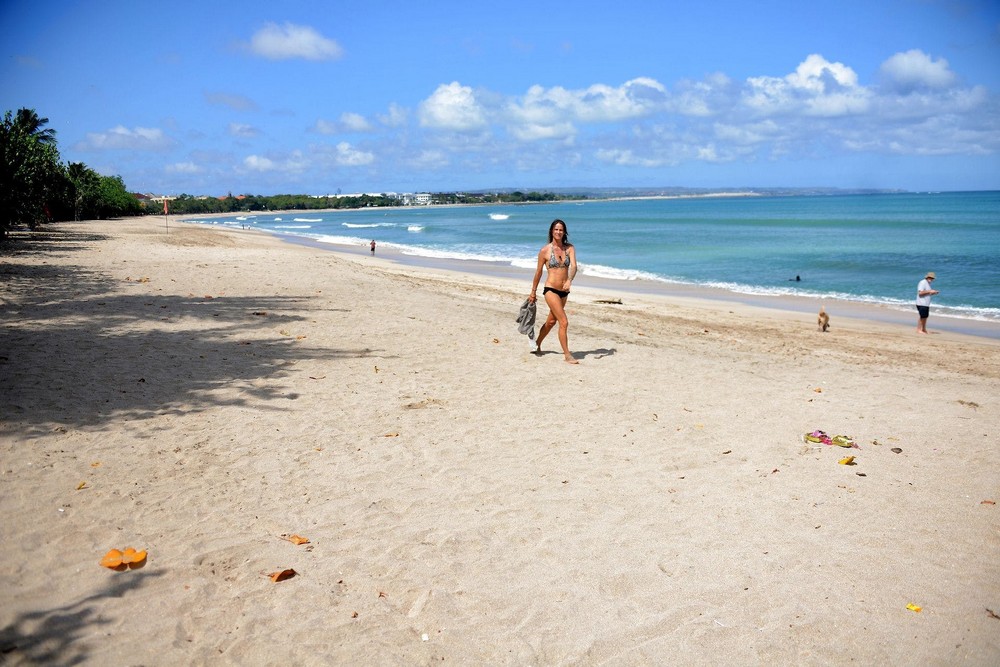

{"left": 0, "top": 568, "right": 165, "bottom": 666}
{"left": 531, "top": 347, "right": 617, "bottom": 361}
{"left": 1, "top": 225, "right": 378, "bottom": 437}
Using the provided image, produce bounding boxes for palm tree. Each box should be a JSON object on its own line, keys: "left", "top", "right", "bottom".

{"left": 67, "top": 162, "right": 98, "bottom": 221}
{"left": 14, "top": 108, "right": 57, "bottom": 145}
{"left": 1, "top": 108, "right": 61, "bottom": 237}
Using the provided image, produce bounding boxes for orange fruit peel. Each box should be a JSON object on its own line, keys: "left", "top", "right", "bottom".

{"left": 100, "top": 546, "right": 148, "bottom": 570}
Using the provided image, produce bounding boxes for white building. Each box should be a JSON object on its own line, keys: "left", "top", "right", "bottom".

{"left": 402, "top": 193, "right": 432, "bottom": 205}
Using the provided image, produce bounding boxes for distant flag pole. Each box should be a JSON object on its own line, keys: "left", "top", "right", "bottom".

{"left": 164, "top": 198, "right": 169, "bottom": 233}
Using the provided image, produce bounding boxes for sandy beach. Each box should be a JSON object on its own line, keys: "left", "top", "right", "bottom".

{"left": 2, "top": 217, "right": 998, "bottom": 665}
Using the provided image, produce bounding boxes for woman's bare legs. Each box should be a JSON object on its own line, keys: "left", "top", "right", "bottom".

{"left": 537, "top": 290, "right": 578, "bottom": 363}
{"left": 535, "top": 315, "right": 556, "bottom": 350}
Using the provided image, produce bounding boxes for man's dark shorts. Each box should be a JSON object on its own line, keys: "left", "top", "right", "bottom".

{"left": 916, "top": 305, "right": 930, "bottom": 319}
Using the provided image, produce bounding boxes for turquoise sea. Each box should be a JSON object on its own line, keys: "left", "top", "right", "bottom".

{"left": 186, "top": 191, "right": 1000, "bottom": 326}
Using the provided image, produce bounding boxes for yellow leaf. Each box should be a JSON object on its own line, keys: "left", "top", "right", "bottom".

{"left": 284, "top": 534, "right": 310, "bottom": 545}
{"left": 838, "top": 456, "right": 856, "bottom": 465}
{"left": 76, "top": 481, "right": 88, "bottom": 490}
{"left": 906, "top": 603, "right": 922, "bottom": 613}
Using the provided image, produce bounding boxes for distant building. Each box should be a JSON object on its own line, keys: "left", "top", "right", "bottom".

{"left": 146, "top": 194, "right": 177, "bottom": 204}
{"left": 402, "top": 193, "right": 432, "bottom": 205}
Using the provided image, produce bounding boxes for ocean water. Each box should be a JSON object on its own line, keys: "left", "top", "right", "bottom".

{"left": 186, "top": 191, "right": 1000, "bottom": 323}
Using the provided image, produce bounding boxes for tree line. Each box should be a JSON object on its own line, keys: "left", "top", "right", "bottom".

{"left": 1, "top": 108, "right": 143, "bottom": 239}
{"left": 166, "top": 189, "right": 577, "bottom": 215}
{"left": 166, "top": 192, "right": 404, "bottom": 215}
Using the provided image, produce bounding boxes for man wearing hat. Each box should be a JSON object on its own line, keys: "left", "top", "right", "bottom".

{"left": 916, "top": 271, "right": 939, "bottom": 334}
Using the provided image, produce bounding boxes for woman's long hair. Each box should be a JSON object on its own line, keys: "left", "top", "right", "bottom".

{"left": 547, "top": 219, "right": 570, "bottom": 244}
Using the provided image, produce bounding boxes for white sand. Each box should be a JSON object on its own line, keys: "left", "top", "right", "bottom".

{"left": 2, "top": 217, "right": 998, "bottom": 665}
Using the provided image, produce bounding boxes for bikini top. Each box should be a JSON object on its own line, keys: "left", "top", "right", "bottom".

{"left": 548, "top": 243, "right": 572, "bottom": 269}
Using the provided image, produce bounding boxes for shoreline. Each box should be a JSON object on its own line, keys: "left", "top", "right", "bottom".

{"left": 234, "top": 220, "right": 1000, "bottom": 342}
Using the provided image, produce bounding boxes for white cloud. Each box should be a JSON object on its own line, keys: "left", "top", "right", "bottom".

{"left": 407, "top": 150, "right": 449, "bottom": 169}
{"left": 310, "top": 114, "right": 373, "bottom": 135}
{"left": 170, "top": 50, "right": 993, "bottom": 190}
{"left": 502, "top": 77, "right": 666, "bottom": 142}
{"left": 418, "top": 82, "right": 487, "bottom": 131}
{"left": 713, "top": 120, "right": 781, "bottom": 145}
{"left": 243, "top": 155, "right": 276, "bottom": 171}
{"left": 229, "top": 123, "right": 259, "bottom": 138}
{"left": 879, "top": 49, "right": 957, "bottom": 92}
{"left": 166, "top": 162, "right": 202, "bottom": 174}
{"left": 250, "top": 22, "right": 343, "bottom": 61}
{"left": 283, "top": 150, "right": 310, "bottom": 172}
{"left": 313, "top": 119, "right": 338, "bottom": 135}
{"left": 340, "top": 112, "right": 372, "bottom": 132}
{"left": 378, "top": 103, "right": 409, "bottom": 128}
{"left": 744, "top": 54, "right": 870, "bottom": 116}
{"left": 334, "top": 142, "right": 375, "bottom": 166}
{"left": 670, "top": 73, "right": 735, "bottom": 116}
{"left": 511, "top": 78, "right": 665, "bottom": 123}
{"left": 788, "top": 54, "right": 858, "bottom": 92}
{"left": 77, "top": 126, "right": 172, "bottom": 151}
{"left": 595, "top": 148, "right": 665, "bottom": 167}
{"left": 508, "top": 121, "right": 577, "bottom": 142}
{"left": 579, "top": 77, "right": 667, "bottom": 121}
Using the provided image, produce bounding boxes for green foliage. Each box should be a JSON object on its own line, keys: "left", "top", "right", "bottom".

{"left": 1, "top": 107, "right": 145, "bottom": 238}
{"left": 162, "top": 192, "right": 407, "bottom": 215}
{"left": 66, "top": 162, "right": 100, "bottom": 220}
{"left": 0, "top": 109, "right": 63, "bottom": 237}
{"left": 95, "top": 175, "right": 142, "bottom": 219}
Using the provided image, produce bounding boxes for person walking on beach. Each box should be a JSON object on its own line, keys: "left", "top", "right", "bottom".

{"left": 370, "top": 240, "right": 376, "bottom": 255}
{"left": 916, "top": 271, "right": 939, "bottom": 334}
{"left": 528, "top": 219, "right": 579, "bottom": 364}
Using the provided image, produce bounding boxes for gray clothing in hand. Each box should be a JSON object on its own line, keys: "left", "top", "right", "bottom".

{"left": 516, "top": 298, "right": 536, "bottom": 340}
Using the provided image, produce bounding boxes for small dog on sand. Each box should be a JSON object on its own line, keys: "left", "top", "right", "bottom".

{"left": 817, "top": 306, "right": 830, "bottom": 332}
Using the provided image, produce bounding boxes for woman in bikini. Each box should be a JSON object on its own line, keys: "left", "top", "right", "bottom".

{"left": 528, "top": 219, "right": 579, "bottom": 364}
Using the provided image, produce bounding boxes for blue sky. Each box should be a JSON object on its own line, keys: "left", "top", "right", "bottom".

{"left": 2, "top": 0, "right": 998, "bottom": 195}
